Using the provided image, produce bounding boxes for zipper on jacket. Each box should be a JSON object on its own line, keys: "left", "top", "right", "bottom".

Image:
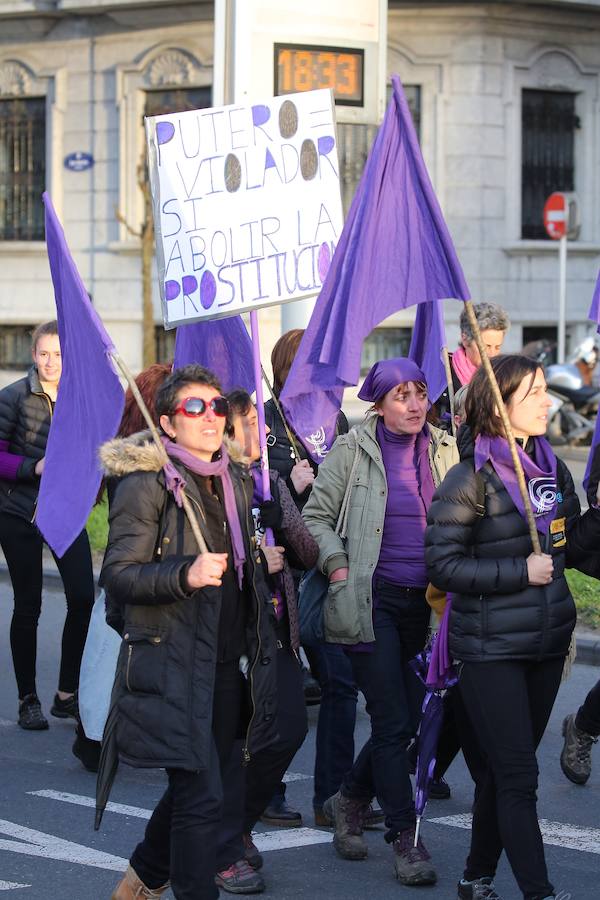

{"left": 30, "top": 391, "right": 54, "bottom": 524}
{"left": 125, "top": 644, "right": 133, "bottom": 692}
{"left": 241, "top": 475, "right": 261, "bottom": 765}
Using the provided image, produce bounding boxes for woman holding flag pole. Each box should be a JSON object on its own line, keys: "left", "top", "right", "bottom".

{"left": 426, "top": 351, "right": 600, "bottom": 900}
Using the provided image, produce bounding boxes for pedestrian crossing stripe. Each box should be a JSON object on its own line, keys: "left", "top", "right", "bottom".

{"left": 430, "top": 813, "right": 600, "bottom": 855}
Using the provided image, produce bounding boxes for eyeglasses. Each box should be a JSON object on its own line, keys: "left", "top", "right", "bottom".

{"left": 170, "top": 396, "right": 229, "bottom": 418}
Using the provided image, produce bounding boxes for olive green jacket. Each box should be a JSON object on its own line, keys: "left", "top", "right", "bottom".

{"left": 302, "top": 414, "right": 458, "bottom": 644}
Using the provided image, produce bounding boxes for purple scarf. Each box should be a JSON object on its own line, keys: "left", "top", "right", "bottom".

{"left": 474, "top": 434, "right": 559, "bottom": 534}
{"left": 161, "top": 436, "right": 246, "bottom": 587}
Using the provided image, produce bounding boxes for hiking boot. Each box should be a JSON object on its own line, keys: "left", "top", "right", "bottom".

{"left": 111, "top": 864, "right": 169, "bottom": 899}
{"left": 392, "top": 827, "right": 437, "bottom": 886}
{"left": 50, "top": 691, "right": 79, "bottom": 720}
{"left": 458, "top": 876, "right": 504, "bottom": 899}
{"left": 260, "top": 795, "right": 302, "bottom": 828}
{"left": 215, "top": 859, "right": 265, "bottom": 894}
{"left": 18, "top": 694, "right": 48, "bottom": 731}
{"left": 72, "top": 722, "right": 101, "bottom": 773}
{"left": 429, "top": 777, "right": 451, "bottom": 800}
{"left": 242, "top": 833, "right": 263, "bottom": 871}
{"left": 561, "top": 713, "right": 597, "bottom": 785}
{"left": 317, "top": 794, "right": 384, "bottom": 829}
{"left": 326, "top": 791, "right": 368, "bottom": 860}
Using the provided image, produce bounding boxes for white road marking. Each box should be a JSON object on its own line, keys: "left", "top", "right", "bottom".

{"left": 0, "top": 883, "right": 30, "bottom": 891}
{"left": 0, "top": 819, "right": 127, "bottom": 871}
{"left": 29, "top": 790, "right": 151, "bottom": 820}
{"left": 430, "top": 813, "right": 600, "bottom": 855}
{"left": 28, "top": 790, "right": 332, "bottom": 854}
{"left": 252, "top": 827, "right": 331, "bottom": 852}
{"left": 0, "top": 719, "right": 15, "bottom": 727}
{"left": 282, "top": 771, "right": 312, "bottom": 783}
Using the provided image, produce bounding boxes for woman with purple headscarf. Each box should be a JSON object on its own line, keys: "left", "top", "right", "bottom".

{"left": 426, "top": 354, "right": 600, "bottom": 900}
{"left": 303, "top": 357, "right": 458, "bottom": 887}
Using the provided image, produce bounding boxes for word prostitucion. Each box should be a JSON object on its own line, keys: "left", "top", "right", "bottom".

{"left": 146, "top": 89, "right": 345, "bottom": 327}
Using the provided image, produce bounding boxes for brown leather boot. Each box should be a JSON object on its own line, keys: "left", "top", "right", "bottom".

{"left": 111, "top": 864, "right": 169, "bottom": 899}
{"left": 326, "top": 791, "right": 369, "bottom": 860}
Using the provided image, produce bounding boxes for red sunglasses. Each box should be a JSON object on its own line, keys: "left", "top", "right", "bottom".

{"left": 170, "top": 396, "right": 229, "bottom": 418}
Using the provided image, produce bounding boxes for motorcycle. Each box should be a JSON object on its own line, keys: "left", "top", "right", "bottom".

{"left": 522, "top": 337, "right": 598, "bottom": 446}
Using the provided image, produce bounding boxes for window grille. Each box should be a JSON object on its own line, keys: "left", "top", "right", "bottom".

{"left": 0, "top": 324, "right": 34, "bottom": 370}
{"left": 155, "top": 326, "right": 176, "bottom": 365}
{"left": 361, "top": 327, "right": 412, "bottom": 375}
{"left": 521, "top": 89, "right": 578, "bottom": 240}
{"left": 0, "top": 97, "right": 46, "bottom": 241}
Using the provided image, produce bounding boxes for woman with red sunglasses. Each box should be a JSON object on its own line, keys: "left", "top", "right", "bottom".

{"left": 101, "top": 364, "right": 279, "bottom": 900}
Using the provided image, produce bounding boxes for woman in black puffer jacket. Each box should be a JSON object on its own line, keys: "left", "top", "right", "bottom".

{"left": 425, "top": 355, "right": 600, "bottom": 900}
{"left": 0, "top": 320, "right": 94, "bottom": 731}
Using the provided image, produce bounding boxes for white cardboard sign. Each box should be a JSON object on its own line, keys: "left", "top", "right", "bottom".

{"left": 146, "top": 89, "right": 343, "bottom": 328}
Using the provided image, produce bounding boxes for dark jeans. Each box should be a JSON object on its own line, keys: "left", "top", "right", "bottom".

{"left": 576, "top": 677, "right": 600, "bottom": 736}
{"left": 342, "top": 581, "right": 429, "bottom": 842}
{"left": 216, "top": 627, "right": 308, "bottom": 869}
{"left": 309, "top": 641, "right": 358, "bottom": 809}
{"left": 459, "top": 658, "right": 564, "bottom": 900}
{"left": 0, "top": 513, "right": 94, "bottom": 698}
{"left": 434, "top": 685, "right": 488, "bottom": 786}
{"left": 132, "top": 661, "right": 245, "bottom": 900}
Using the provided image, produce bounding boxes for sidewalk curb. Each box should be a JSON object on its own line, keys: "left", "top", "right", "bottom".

{"left": 1, "top": 563, "right": 599, "bottom": 667}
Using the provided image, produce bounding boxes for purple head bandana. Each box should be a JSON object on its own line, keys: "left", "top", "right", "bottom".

{"left": 358, "top": 358, "right": 427, "bottom": 403}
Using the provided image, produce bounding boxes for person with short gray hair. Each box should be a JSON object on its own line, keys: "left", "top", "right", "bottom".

{"left": 451, "top": 302, "right": 510, "bottom": 388}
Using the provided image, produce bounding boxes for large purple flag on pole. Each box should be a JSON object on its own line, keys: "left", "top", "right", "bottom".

{"left": 174, "top": 316, "right": 255, "bottom": 393}
{"left": 281, "top": 75, "right": 470, "bottom": 461}
{"left": 37, "top": 193, "right": 125, "bottom": 557}
{"left": 409, "top": 300, "right": 447, "bottom": 404}
{"left": 583, "top": 270, "right": 600, "bottom": 492}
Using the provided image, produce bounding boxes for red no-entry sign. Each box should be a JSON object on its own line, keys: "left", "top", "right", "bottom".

{"left": 543, "top": 192, "right": 568, "bottom": 240}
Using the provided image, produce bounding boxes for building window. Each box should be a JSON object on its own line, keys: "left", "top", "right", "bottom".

{"left": 144, "top": 87, "right": 212, "bottom": 118}
{"left": 361, "top": 327, "right": 412, "bottom": 375}
{"left": 338, "top": 85, "right": 421, "bottom": 214}
{"left": 0, "top": 97, "right": 46, "bottom": 241}
{"left": 155, "top": 326, "right": 176, "bottom": 365}
{"left": 0, "top": 325, "right": 34, "bottom": 370}
{"left": 521, "top": 89, "right": 578, "bottom": 240}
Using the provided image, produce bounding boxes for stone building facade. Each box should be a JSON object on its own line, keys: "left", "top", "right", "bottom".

{"left": 1, "top": 1, "right": 600, "bottom": 387}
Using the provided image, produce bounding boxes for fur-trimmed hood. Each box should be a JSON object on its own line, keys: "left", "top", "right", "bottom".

{"left": 99, "top": 430, "right": 246, "bottom": 478}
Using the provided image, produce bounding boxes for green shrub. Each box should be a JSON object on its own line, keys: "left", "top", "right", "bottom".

{"left": 566, "top": 569, "right": 600, "bottom": 631}
{"left": 87, "top": 497, "right": 109, "bottom": 553}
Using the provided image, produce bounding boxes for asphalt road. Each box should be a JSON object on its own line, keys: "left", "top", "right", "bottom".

{"left": 0, "top": 577, "right": 598, "bottom": 900}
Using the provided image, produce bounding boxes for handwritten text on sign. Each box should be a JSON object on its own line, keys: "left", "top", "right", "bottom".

{"left": 146, "top": 89, "right": 343, "bottom": 327}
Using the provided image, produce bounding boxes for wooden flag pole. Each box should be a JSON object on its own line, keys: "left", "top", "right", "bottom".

{"left": 463, "top": 301, "right": 542, "bottom": 555}
{"left": 442, "top": 347, "right": 457, "bottom": 437}
{"left": 260, "top": 364, "right": 302, "bottom": 462}
{"left": 109, "top": 350, "right": 208, "bottom": 555}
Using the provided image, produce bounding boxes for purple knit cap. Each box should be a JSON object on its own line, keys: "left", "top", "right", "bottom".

{"left": 358, "top": 357, "right": 427, "bottom": 403}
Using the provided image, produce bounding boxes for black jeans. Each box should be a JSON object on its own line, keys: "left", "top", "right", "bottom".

{"left": 216, "top": 625, "right": 308, "bottom": 870}
{"left": 342, "top": 581, "right": 429, "bottom": 842}
{"left": 310, "top": 640, "right": 358, "bottom": 809}
{"left": 459, "top": 657, "right": 564, "bottom": 900}
{"left": 132, "top": 661, "right": 245, "bottom": 900}
{"left": 576, "top": 677, "right": 600, "bottom": 736}
{"left": 0, "top": 512, "right": 94, "bottom": 698}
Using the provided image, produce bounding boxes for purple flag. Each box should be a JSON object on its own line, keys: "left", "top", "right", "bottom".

{"left": 174, "top": 317, "right": 255, "bottom": 393}
{"left": 409, "top": 300, "right": 447, "bottom": 404}
{"left": 281, "top": 75, "right": 470, "bottom": 462}
{"left": 587, "top": 269, "right": 600, "bottom": 334}
{"left": 37, "top": 193, "right": 125, "bottom": 557}
{"left": 583, "top": 270, "right": 600, "bottom": 492}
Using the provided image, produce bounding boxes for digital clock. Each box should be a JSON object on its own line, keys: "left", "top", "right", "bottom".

{"left": 274, "top": 43, "right": 364, "bottom": 107}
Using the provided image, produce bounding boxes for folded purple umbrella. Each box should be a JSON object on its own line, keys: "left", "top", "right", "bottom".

{"left": 584, "top": 270, "right": 600, "bottom": 492}
{"left": 410, "top": 600, "right": 457, "bottom": 846}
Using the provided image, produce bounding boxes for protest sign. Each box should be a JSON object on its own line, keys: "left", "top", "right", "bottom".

{"left": 146, "top": 89, "right": 343, "bottom": 328}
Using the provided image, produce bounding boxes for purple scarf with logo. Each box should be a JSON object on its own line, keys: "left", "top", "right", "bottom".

{"left": 161, "top": 436, "right": 246, "bottom": 587}
{"left": 474, "top": 434, "right": 559, "bottom": 534}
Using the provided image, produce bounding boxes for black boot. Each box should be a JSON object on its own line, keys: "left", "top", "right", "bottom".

{"left": 72, "top": 722, "right": 101, "bottom": 772}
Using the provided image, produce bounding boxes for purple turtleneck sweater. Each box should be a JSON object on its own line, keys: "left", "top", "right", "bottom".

{"left": 374, "top": 420, "right": 431, "bottom": 588}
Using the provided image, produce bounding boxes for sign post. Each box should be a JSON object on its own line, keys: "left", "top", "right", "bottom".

{"left": 543, "top": 191, "right": 580, "bottom": 364}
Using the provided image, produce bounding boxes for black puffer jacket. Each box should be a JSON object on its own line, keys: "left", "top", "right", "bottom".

{"left": 425, "top": 430, "right": 600, "bottom": 662}
{"left": 0, "top": 368, "right": 52, "bottom": 520}
{"left": 100, "top": 434, "right": 279, "bottom": 771}
{"left": 264, "top": 398, "right": 348, "bottom": 511}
